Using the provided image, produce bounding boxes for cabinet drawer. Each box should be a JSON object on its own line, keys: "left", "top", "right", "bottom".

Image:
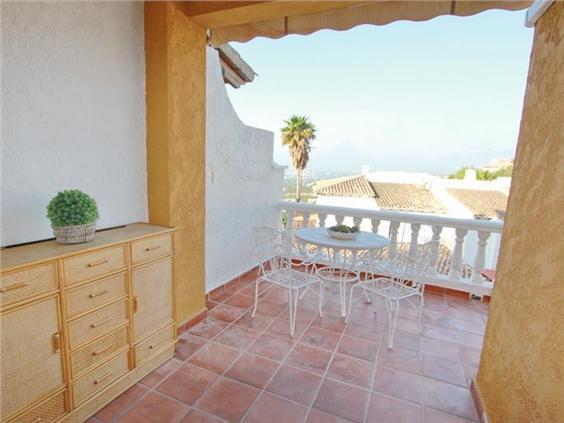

{"left": 135, "top": 324, "right": 175, "bottom": 366}
{"left": 10, "top": 390, "right": 66, "bottom": 423}
{"left": 72, "top": 351, "right": 128, "bottom": 406}
{"left": 1, "top": 263, "right": 57, "bottom": 308}
{"left": 71, "top": 326, "right": 128, "bottom": 378}
{"left": 131, "top": 234, "right": 172, "bottom": 265}
{"left": 63, "top": 246, "right": 126, "bottom": 286}
{"left": 66, "top": 273, "right": 127, "bottom": 318}
{"left": 68, "top": 300, "right": 127, "bottom": 348}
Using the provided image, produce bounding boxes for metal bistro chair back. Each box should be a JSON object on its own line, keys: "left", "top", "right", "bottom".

{"left": 387, "top": 241, "right": 436, "bottom": 291}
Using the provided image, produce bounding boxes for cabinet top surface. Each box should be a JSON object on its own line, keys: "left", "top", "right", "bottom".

{"left": 1, "top": 223, "right": 175, "bottom": 272}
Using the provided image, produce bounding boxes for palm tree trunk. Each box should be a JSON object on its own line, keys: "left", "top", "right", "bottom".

{"left": 296, "top": 168, "right": 302, "bottom": 203}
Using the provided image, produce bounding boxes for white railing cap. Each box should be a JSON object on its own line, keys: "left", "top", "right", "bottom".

{"left": 277, "top": 200, "right": 504, "bottom": 233}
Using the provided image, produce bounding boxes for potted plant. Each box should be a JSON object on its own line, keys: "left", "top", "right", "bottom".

{"left": 327, "top": 224, "right": 360, "bottom": 240}
{"left": 47, "top": 189, "right": 99, "bottom": 244}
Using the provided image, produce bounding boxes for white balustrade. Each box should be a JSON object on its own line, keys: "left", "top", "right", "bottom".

{"left": 278, "top": 201, "right": 503, "bottom": 297}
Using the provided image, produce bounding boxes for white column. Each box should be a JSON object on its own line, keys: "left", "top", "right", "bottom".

{"left": 449, "top": 228, "right": 468, "bottom": 280}
{"left": 430, "top": 225, "right": 443, "bottom": 275}
{"left": 353, "top": 217, "right": 363, "bottom": 228}
{"left": 388, "top": 221, "right": 400, "bottom": 260}
{"left": 335, "top": 215, "right": 345, "bottom": 225}
{"left": 318, "top": 212, "right": 327, "bottom": 227}
{"left": 472, "top": 231, "right": 491, "bottom": 283}
{"left": 286, "top": 210, "right": 295, "bottom": 234}
{"left": 301, "top": 212, "right": 311, "bottom": 228}
{"left": 409, "top": 223, "right": 421, "bottom": 258}
{"left": 371, "top": 219, "right": 381, "bottom": 233}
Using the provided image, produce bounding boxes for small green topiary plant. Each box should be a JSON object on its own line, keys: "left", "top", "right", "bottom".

{"left": 47, "top": 189, "right": 99, "bottom": 227}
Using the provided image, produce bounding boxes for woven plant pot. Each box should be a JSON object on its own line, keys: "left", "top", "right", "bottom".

{"left": 52, "top": 222, "right": 96, "bottom": 244}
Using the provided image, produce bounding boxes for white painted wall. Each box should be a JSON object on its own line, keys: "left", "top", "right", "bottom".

{"left": 1, "top": 2, "right": 147, "bottom": 246}
{"left": 205, "top": 48, "right": 284, "bottom": 292}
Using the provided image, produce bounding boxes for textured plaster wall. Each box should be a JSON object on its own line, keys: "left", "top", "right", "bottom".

{"left": 477, "top": 3, "right": 564, "bottom": 422}
{"left": 145, "top": 3, "right": 206, "bottom": 326}
{"left": 205, "top": 48, "right": 284, "bottom": 292}
{"left": 1, "top": 1, "right": 147, "bottom": 246}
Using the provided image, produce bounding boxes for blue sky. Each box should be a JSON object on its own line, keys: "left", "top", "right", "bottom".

{"left": 227, "top": 9, "right": 534, "bottom": 175}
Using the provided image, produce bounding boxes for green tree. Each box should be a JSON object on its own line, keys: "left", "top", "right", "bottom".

{"left": 280, "top": 115, "right": 317, "bottom": 202}
{"left": 448, "top": 166, "right": 513, "bottom": 180}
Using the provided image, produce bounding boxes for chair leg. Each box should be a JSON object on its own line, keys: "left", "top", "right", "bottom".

{"left": 418, "top": 294, "right": 424, "bottom": 333}
{"left": 318, "top": 280, "right": 324, "bottom": 318}
{"left": 345, "top": 283, "right": 358, "bottom": 323}
{"left": 387, "top": 299, "right": 400, "bottom": 349}
{"left": 252, "top": 278, "right": 262, "bottom": 318}
{"left": 287, "top": 287, "right": 299, "bottom": 337}
{"left": 362, "top": 286, "right": 372, "bottom": 304}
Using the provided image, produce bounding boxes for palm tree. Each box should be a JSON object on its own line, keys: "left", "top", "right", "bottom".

{"left": 280, "top": 115, "right": 317, "bottom": 202}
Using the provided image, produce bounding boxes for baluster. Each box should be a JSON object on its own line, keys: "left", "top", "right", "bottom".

{"left": 318, "top": 213, "right": 327, "bottom": 227}
{"left": 335, "top": 215, "right": 345, "bottom": 225}
{"left": 371, "top": 219, "right": 381, "bottom": 233}
{"left": 408, "top": 223, "right": 421, "bottom": 258}
{"left": 286, "top": 210, "right": 295, "bottom": 234}
{"left": 302, "top": 212, "right": 311, "bottom": 228}
{"left": 353, "top": 217, "right": 363, "bottom": 229}
{"left": 430, "top": 225, "right": 443, "bottom": 274}
{"left": 449, "top": 228, "right": 468, "bottom": 280}
{"left": 472, "top": 231, "right": 491, "bottom": 283}
{"left": 388, "top": 221, "right": 400, "bottom": 260}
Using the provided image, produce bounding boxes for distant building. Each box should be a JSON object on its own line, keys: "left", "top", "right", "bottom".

{"left": 312, "top": 169, "right": 509, "bottom": 272}
{"left": 480, "top": 158, "right": 513, "bottom": 172}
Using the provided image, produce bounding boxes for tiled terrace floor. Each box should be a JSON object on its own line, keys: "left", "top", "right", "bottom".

{"left": 90, "top": 271, "right": 488, "bottom": 423}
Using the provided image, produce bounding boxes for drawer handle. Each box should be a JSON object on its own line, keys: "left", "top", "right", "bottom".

{"left": 87, "top": 259, "right": 108, "bottom": 268}
{"left": 90, "top": 317, "right": 111, "bottom": 329}
{"left": 89, "top": 289, "right": 109, "bottom": 298}
{"left": 133, "top": 296, "right": 139, "bottom": 312}
{"left": 149, "top": 344, "right": 155, "bottom": 349}
{"left": 145, "top": 245, "right": 161, "bottom": 252}
{"left": 93, "top": 372, "right": 113, "bottom": 385}
{"left": 92, "top": 345, "right": 112, "bottom": 356}
{"left": 52, "top": 333, "right": 61, "bottom": 352}
{"left": 0, "top": 281, "right": 28, "bottom": 293}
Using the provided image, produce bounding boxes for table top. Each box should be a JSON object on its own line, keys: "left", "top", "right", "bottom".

{"left": 295, "top": 227, "right": 389, "bottom": 251}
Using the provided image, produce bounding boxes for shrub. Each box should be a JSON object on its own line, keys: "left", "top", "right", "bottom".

{"left": 47, "top": 189, "right": 99, "bottom": 227}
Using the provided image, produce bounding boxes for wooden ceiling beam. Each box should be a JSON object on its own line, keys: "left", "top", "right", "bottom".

{"left": 183, "top": 1, "right": 369, "bottom": 29}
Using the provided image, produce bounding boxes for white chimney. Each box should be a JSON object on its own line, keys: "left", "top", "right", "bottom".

{"left": 464, "top": 168, "right": 477, "bottom": 181}
{"left": 361, "top": 165, "right": 370, "bottom": 175}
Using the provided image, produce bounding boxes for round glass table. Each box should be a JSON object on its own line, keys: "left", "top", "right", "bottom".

{"left": 294, "top": 227, "right": 389, "bottom": 317}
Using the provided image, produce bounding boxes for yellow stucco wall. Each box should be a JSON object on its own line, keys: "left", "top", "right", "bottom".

{"left": 476, "top": 3, "right": 564, "bottom": 422}
{"left": 145, "top": 2, "right": 206, "bottom": 326}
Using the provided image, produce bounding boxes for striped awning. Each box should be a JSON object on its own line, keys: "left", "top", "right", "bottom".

{"left": 181, "top": 1, "right": 531, "bottom": 46}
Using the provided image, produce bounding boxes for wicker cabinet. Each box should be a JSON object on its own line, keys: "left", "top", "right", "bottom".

{"left": 0, "top": 223, "right": 176, "bottom": 422}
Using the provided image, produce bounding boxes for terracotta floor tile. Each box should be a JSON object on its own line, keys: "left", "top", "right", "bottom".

{"left": 188, "top": 318, "right": 229, "bottom": 340}
{"left": 451, "top": 318, "right": 486, "bottom": 335}
{"left": 214, "top": 325, "right": 259, "bottom": 350}
{"left": 313, "top": 378, "right": 369, "bottom": 423}
{"left": 266, "top": 365, "right": 322, "bottom": 406}
{"left": 327, "top": 354, "right": 373, "bottom": 388}
{"left": 278, "top": 304, "right": 319, "bottom": 323}
{"left": 423, "top": 311, "right": 454, "bottom": 330}
{"left": 175, "top": 333, "right": 207, "bottom": 360}
{"left": 118, "top": 392, "right": 189, "bottom": 423}
{"left": 225, "top": 294, "right": 255, "bottom": 310}
{"left": 454, "top": 330, "right": 484, "bottom": 350}
{"left": 208, "top": 288, "right": 236, "bottom": 303}
{"left": 306, "top": 408, "right": 347, "bottom": 423}
{"left": 225, "top": 353, "right": 279, "bottom": 389}
{"left": 156, "top": 363, "right": 217, "bottom": 405}
{"left": 197, "top": 377, "right": 259, "bottom": 422}
{"left": 424, "top": 408, "right": 470, "bottom": 423}
{"left": 265, "top": 318, "right": 307, "bottom": 340}
{"left": 422, "top": 326, "right": 461, "bottom": 344}
{"left": 286, "top": 343, "right": 332, "bottom": 375}
{"left": 420, "top": 337, "right": 462, "bottom": 361}
{"left": 245, "top": 392, "right": 308, "bottom": 423}
{"left": 311, "top": 314, "right": 347, "bottom": 334}
{"left": 447, "top": 307, "right": 483, "bottom": 323}
{"left": 384, "top": 330, "right": 420, "bottom": 352}
{"left": 460, "top": 346, "right": 482, "bottom": 368}
{"left": 378, "top": 347, "right": 421, "bottom": 375}
{"left": 372, "top": 365, "right": 424, "bottom": 405}
{"left": 249, "top": 333, "right": 294, "bottom": 362}
{"left": 180, "top": 409, "right": 223, "bottom": 423}
{"left": 366, "top": 392, "right": 423, "bottom": 423}
{"left": 423, "top": 378, "right": 478, "bottom": 421}
{"left": 422, "top": 353, "right": 469, "bottom": 387}
{"left": 300, "top": 326, "right": 341, "bottom": 351}
{"left": 395, "top": 317, "right": 421, "bottom": 334}
{"left": 209, "top": 304, "right": 246, "bottom": 323}
{"left": 206, "top": 300, "right": 220, "bottom": 310}
{"left": 338, "top": 335, "right": 379, "bottom": 362}
{"left": 345, "top": 320, "right": 381, "bottom": 342}
{"left": 95, "top": 384, "right": 148, "bottom": 422}
{"left": 256, "top": 299, "right": 287, "bottom": 316}
{"left": 138, "top": 357, "right": 183, "bottom": 388}
{"left": 234, "top": 311, "right": 275, "bottom": 331}
{"left": 188, "top": 342, "right": 240, "bottom": 374}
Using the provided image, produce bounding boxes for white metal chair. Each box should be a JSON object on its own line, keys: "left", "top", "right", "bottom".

{"left": 346, "top": 241, "right": 436, "bottom": 348}
{"left": 253, "top": 227, "right": 323, "bottom": 336}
